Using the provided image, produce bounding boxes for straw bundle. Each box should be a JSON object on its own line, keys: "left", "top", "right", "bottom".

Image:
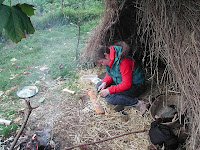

{"left": 136, "top": 0, "right": 200, "bottom": 149}
{"left": 82, "top": 0, "right": 128, "bottom": 62}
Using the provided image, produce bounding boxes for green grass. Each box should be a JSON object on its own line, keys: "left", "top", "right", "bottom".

{"left": 0, "top": 24, "right": 86, "bottom": 137}
{"left": 0, "top": 102, "right": 20, "bottom": 137}
{"left": 0, "top": 0, "right": 103, "bottom": 138}
{"left": 0, "top": 25, "right": 83, "bottom": 91}
{"left": 0, "top": 124, "right": 19, "bottom": 137}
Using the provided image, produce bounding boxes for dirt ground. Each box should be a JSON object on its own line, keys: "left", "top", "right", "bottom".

{"left": 14, "top": 68, "right": 160, "bottom": 150}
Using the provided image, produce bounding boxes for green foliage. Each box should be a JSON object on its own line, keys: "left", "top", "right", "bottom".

{"left": 46, "top": 0, "right": 54, "bottom": 4}
{"left": 80, "top": 19, "right": 99, "bottom": 33}
{"left": 3, "top": 110, "right": 16, "bottom": 118}
{"left": 17, "top": 3, "right": 35, "bottom": 16}
{"left": 0, "top": 5, "right": 10, "bottom": 33}
{"left": 32, "top": 1, "right": 103, "bottom": 30}
{"left": 0, "top": 4, "right": 35, "bottom": 43}
{"left": 34, "top": 9, "right": 99, "bottom": 29}
{"left": 0, "top": 123, "right": 18, "bottom": 137}
{"left": 0, "top": 106, "right": 19, "bottom": 137}
{"left": 0, "top": 0, "right": 103, "bottom": 91}
{"left": 0, "top": 0, "right": 4, "bottom": 5}
{"left": 0, "top": 0, "right": 104, "bottom": 138}
{"left": 63, "top": 0, "right": 101, "bottom": 9}
{"left": 0, "top": 24, "right": 83, "bottom": 91}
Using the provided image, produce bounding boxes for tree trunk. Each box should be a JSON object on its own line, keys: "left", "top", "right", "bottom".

{"left": 61, "top": 0, "right": 64, "bottom": 9}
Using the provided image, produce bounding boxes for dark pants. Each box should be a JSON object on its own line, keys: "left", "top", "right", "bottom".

{"left": 96, "top": 81, "right": 145, "bottom": 106}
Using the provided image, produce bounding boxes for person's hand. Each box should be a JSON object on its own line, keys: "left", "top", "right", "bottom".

{"left": 99, "top": 89, "right": 110, "bottom": 97}
{"left": 98, "top": 82, "right": 107, "bottom": 92}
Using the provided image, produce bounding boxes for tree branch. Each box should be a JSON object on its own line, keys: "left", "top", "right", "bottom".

{"left": 9, "top": 99, "right": 38, "bottom": 150}
{"left": 75, "top": 19, "right": 81, "bottom": 61}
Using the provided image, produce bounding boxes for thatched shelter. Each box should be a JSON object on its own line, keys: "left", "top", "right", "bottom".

{"left": 83, "top": 0, "right": 200, "bottom": 149}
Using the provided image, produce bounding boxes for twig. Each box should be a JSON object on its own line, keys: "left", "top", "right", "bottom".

{"left": 75, "top": 19, "right": 81, "bottom": 61}
{"left": 9, "top": 99, "right": 39, "bottom": 150}
{"left": 65, "top": 129, "right": 148, "bottom": 150}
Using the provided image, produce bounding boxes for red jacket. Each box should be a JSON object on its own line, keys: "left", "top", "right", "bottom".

{"left": 102, "top": 46, "right": 135, "bottom": 94}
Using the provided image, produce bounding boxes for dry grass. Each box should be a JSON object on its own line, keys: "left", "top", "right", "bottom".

{"left": 82, "top": 0, "right": 200, "bottom": 149}
{"left": 82, "top": 1, "right": 127, "bottom": 62}
{"left": 136, "top": 0, "right": 200, "bottom": 149}
{"left": 25, "top": 67, "right": 153, "bottom": 150}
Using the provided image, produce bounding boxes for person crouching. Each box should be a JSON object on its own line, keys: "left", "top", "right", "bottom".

{"left": 95, "top": 42, "right": 147, "bottom": 114}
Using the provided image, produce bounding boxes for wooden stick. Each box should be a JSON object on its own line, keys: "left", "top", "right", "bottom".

{"left": 86, "top": 90, "right": 105, "bottom": 114}
{"left": 9, "top": 99, "right": 38, "bottom": 150}
{"left": 65, "top": 129, "right": 148, "bottom": 150}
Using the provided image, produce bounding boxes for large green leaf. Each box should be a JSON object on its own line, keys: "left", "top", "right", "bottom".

{"left": 4, "top": 5, "right": 35, "bottom": 43}
{"left": 0, "top": 4, "right": 10, "bottom": 33}
{"left": 17, "top": 3, "right": 35, "bottom": 17}
{"left": 0, "top": 0, "right": 5, "bottom": 5}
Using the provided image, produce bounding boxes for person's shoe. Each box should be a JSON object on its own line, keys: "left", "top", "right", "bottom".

{"left": 114, "top": 105, "right": 125, "bottom": 112}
